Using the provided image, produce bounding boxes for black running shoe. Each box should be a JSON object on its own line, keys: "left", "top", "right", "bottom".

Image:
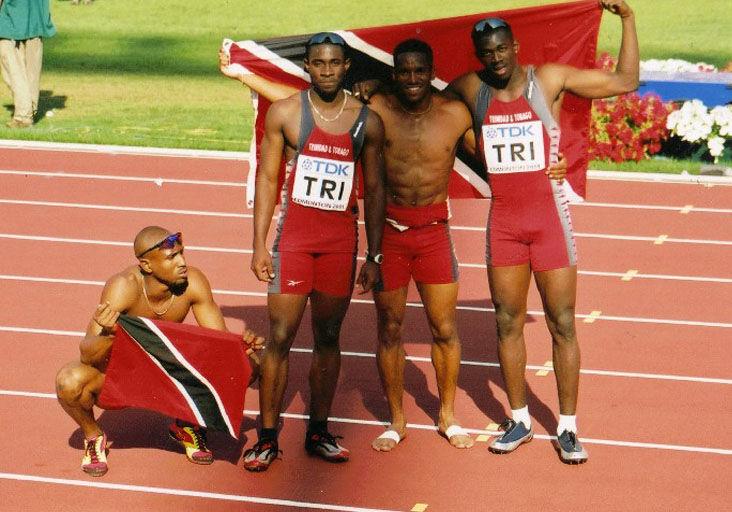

{"left": 557, "top": 430, "right": 588, "bottom": 464}
{"left": 488, "top": 419, "right": 533, "bottom": 454}
{"left": 305, "top": 430, "right": 350, "bottom": 462}
{"left": 242, "top": 438, "right": 280, "bottom": 472}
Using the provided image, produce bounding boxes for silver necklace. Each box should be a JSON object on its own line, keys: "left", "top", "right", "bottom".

{"left": 307, "top": 89, "right": 348, "bottom": 122}
{"left": 142, "top": 278, "right": 175, "bottom": 316}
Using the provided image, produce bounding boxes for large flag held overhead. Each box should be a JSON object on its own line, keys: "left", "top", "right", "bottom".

{"left": 98, "top": 315, "right": 250, "bottom": 439}
{"left": 225, "top": 0, "right": 602, "bottom": 203}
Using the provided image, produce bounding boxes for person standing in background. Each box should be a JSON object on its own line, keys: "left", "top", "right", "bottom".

{"left": 0, "top": 0, "right": 56, "bottom": 128}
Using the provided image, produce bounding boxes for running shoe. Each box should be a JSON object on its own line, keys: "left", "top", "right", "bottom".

{"left": 488, "top": 419, "right": 533, "bottom": 454}
{"left": 305, "top": 430, "right": 350, "bottom": 462}
{"left": 557, "top": 430, "right": 588, "bottom": 464}
{"left": 242, "top": 438, "right": 280, "bottom": 472}
{"left": 81, "top": 432, "right": 108, "bottom": 477}
{"left": 168, "top": 423, "right": 214, "bottom": 465}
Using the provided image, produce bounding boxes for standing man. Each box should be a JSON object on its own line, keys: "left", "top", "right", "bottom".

{"left": 243, "top": 32, "right": 386, "bottom": 471}
{"left": 0, "top": 0, "right": 56, "bottom": 128}
{"left": 365, "top": 39, "right": 475, "bottom": 452}
{"left": 56, "top": 226, "right": 264, "bottom": 476}
{"left": 445, "top": 0, "right": 639, "bottom": 463}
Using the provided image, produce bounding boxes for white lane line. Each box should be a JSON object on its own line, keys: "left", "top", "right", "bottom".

{"left": 0, "top": 472, "right": 400, "bottom": 512}
{"left": 3, "top": 233, "right": 728, "bottom": 283}
{"left": 2, "top": 274, "right": 731, "bottom": 328}
{"left": 0, "top": 233, "right": 252, "bottom": 254}
{"left": 578, "top": 201, "right": 732, "bottom": 214}
{"left": 445, "top": 225, "right": 732, "bottom": 245}
{"left": 0, "top": 169, "right": 246, "bottom": 188}
{"left": 1, "top": 391, "right": 730, "bottom": 455}
{"left": 0, "top": 198, "right": 252, "bottom": 218}
{"left": 3, "top": 169, "right": 731, "bottom": 213}
{"left": 0, "top": 139, "right": 249, "bottom": 160}
{"left": 1, "top": 199, "right": 730, "bottom": 246}
{"left": 2, "top": 325, "right": 729, "bottom": 385}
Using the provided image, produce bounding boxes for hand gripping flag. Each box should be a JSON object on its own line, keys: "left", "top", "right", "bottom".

{"left": 98, "top": 315, "right": 250, "bottom": 439}
{"left": 224, "top": 0, "right": 602, "bottom": 203}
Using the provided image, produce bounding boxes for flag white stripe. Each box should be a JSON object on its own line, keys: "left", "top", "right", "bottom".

{"left": 140, "top": 318, "right": 236, "bottom": 437}
{"left": 122, "top": 324, "right": 206, "bottom": 427}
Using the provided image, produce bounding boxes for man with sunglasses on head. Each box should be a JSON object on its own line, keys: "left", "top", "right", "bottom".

{"left": 55, "top": 226, "right": 264, "bottom": 477}
{"left": 444, "top": 0, "right": 638, "bottom": 463}
{"left": 242, "top": 32, "right": 385, "bottom": 472}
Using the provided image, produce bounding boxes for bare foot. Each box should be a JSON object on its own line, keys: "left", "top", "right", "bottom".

{"left": 439, "top": 423, "right": 474, "bottom": 449}
{"left": 371, "top": 426, "right": 406, "bottom": 452}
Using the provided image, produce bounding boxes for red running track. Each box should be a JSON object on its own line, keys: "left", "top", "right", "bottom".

{"left": 0, "top": 143, "right": 730, "bottom": 511}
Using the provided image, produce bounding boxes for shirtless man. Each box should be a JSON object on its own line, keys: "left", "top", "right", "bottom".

{"left": 242, "top": 32, "right": 385, "bottom": 472}
{"left": 55, "top": 226, "right": 264, "bottom": 476}
{"left": 444, "top": 0, "right": 639, "bottom": 463}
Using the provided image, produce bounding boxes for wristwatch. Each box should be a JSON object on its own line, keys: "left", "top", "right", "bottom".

{"left": 365, "top": 250, "right": 384, "bottom": 264}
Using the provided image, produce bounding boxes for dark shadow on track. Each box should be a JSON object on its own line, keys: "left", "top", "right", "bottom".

{"left": 66, "top": 409, "right": 257, "bottom": 465}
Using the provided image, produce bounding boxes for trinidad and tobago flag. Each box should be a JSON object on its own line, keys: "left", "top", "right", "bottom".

{"left": 98, "top": 315, "right": 250, "bottom": 439}
{"left": 224, "top": 0, "right": 602, "bottom": 204}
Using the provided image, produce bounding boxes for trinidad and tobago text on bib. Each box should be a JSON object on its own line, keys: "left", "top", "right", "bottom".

{"left": 482, "top": 114, "right": 545, "bottom": 174}
{"left": 292, "top": 152, "right": 355, "bottom": 211}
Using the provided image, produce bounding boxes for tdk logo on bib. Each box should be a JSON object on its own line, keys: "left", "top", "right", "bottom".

{"left": 482, "top": 120, "right": 545, "bottom": 173}
{"left": 292, "top": 154, "right": 355, "bottom": 211}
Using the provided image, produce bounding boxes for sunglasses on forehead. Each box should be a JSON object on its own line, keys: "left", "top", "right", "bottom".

{"left": 136, "top": 232, "right": 183, "bottom": 258}
{"left": 472, "top": 17, "right": 510, "bottom": 35}
{"left": 306, "top": 32, "right": 347, "bottom": 47}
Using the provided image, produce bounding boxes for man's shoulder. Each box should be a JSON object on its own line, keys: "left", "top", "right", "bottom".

{"left": 105, "top": 266, "right": 140, "bottom": 292}
{"left": 269, "top": 92, "right": 302, "bottom": 116}
{"left": 183, "top": 267, "right": 213, "bottom": 294}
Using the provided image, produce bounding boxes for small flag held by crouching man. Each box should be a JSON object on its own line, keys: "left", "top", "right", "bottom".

{"left": 99, "top": 314, "right": 251, "bottom": 440}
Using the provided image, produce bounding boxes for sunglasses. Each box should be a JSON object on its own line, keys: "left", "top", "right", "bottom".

{"left": 136, "top": 232, "right": 183, "bottom": 258}
{"left": 306, "top": 32, "right": 347, "bottom": 48}
{"left": 472, "top": 17, "right": 510, "bottom": 35}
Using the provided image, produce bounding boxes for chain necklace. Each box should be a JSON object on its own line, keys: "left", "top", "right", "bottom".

{"left": 142, "top": 277, "right": 175, "bottom": 316}
{"left": 398, "top": 97, "right": 433, "bottom": 116}
{"left": 307, "top": 89, "right": 348, "bottom": 122}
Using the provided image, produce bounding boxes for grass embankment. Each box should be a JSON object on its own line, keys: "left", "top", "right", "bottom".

{"left": 1, "top": 0, "right": 730, "bottom": 171}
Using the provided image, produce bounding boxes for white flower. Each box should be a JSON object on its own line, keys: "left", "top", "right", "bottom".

{"left": 708, "top": 136, "right": 725, "bottom": 157}
{"left": 710, "top": 106, "right": 732, "bottom": 137}
{"left": 668, "top": 100, "right": 713, "bottom": 143}
{"left": 666, "top": 109, "right": 681, "bottom": 130}
{"left": 640, "top": 59, "right": 717, "bottom": 73}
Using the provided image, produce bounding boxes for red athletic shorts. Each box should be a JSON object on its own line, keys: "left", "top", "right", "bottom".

{"left": 486, "top": 192, "right": 577, "bottom": 272}
{"left": 379, "top": 202, "right": 458, "bottom": 292}
{"left": 269, "top": 251, "right": 356, "bottom": 297}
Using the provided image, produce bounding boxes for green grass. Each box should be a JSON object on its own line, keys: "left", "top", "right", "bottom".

{"left": 1, "top": 0, "right": 730, "bottom": 168}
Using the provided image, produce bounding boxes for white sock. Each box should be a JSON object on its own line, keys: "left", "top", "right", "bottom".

{"left": 511, "top": 406, "right": 531, "bottom": 429}
{"left": 557, "top": 414, "right": 577, "bottom": 435}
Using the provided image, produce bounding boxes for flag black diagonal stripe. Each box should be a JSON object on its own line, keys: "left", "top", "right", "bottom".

{"left": 117, "top": 315, "right": 229, "bottom": 432}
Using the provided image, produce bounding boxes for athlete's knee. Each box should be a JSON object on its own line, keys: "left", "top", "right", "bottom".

{"left": 547, "top": 307, "right": 577, "bottom": 343}
{"left": 377, "top": 311, "right": 403, "bottom": 347}
{"left": 493, "top": 304, "right": 526, "bottom": 340}
{"left": 55, "top": 364, "right": 87, "bottom": 403}
{"left": 312, "top": 318, "right": 344, "bottom": 348}
{"left": 429, "top": 318, "right": 458, "bottom": 346}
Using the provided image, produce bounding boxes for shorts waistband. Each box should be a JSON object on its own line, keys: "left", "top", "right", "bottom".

{"left": 385, "top": 201, "right": 450, "bottom": 230}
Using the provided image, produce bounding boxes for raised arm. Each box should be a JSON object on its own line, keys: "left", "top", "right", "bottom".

{"left": 250, "top": 100, "right": 290, "bottom": 283}
{"left": 219, "top": 49, "right": 298, "bottom": 102}
{"left": 543, "top": 1, "right": 638, "bottom": 100}
{"left": 356, "top": 110, "right": 386, "bottom": 293}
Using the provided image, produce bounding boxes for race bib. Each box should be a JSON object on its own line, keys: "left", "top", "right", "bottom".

{"left": 482, "top": 120, "right": 545, "bottom": 173}
{"left": 291, "top": 154, "right": 355, "bottom": 211}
